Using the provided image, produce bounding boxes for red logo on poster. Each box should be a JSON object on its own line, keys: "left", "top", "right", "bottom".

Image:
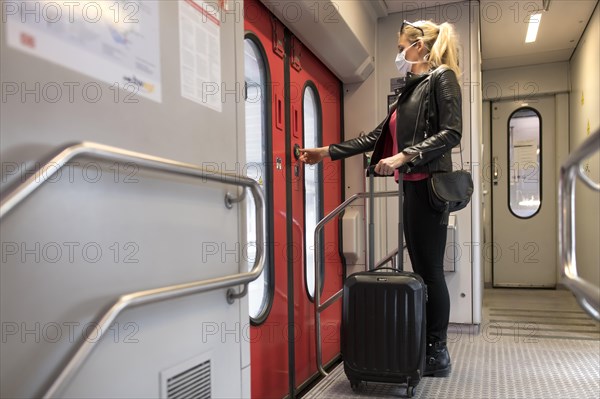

{"left": 20, "top": 33, "right": 35, "bottom": 48}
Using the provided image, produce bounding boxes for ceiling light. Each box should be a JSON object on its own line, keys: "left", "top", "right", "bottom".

{"left": 525, "top": 13, "right": 542, "bottom": 43}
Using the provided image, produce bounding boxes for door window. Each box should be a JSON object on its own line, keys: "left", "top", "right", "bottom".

{"left": 508, "top": 107, "right": 542, "bottom": 218}
{"left": 303, "top": 85, "right": 323, "bottom": 299}
{"left": 245, "top": 37, "right": 272, "bottom": 320}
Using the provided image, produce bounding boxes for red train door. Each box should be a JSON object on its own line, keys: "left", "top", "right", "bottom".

{"left": 244, "top": 0, "right": 343, "bottom": 397}
{"left": 288, "top": 34, "right": 343, "bottom": 390}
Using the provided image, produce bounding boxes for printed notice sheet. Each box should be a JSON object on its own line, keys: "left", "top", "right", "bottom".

{"left": 179, "top": 0, "right": 222, "bottom": 112}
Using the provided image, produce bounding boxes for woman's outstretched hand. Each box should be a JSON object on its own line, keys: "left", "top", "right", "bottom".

{"left": 299, "top": 147, "right": 330, "bottom": 165}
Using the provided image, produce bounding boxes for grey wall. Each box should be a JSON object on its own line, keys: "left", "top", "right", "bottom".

{"left": 482, "top": 62, "right": 570, "bottom": 101}
{"left": 1, "top": 2, "right": 248, "bottom": 397}
{"left": 569, "top": 3, "right": 600, "bottom": 290}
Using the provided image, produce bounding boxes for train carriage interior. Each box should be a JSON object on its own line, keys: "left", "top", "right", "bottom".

{"left": 0, "top": 0, "right": 599, "bottom": 398}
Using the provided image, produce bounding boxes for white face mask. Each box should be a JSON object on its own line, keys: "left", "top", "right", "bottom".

{"left": 394, "top": 41, "right": 426, "bottom": 77}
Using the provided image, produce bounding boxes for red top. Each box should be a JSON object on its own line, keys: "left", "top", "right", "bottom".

{"left": 389, "top": 110, "right": 429, "bottom": 182}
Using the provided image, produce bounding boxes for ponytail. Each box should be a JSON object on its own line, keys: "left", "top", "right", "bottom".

{"left": 400, "top": 20, "right": 461, "bottom": 78}
{"left": 428, "top": 22, "right": 461, "bottom": 78}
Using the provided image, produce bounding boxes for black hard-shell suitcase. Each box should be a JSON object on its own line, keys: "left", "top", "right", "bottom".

{"left": 341, "top": 167, "right": 426, "bottom": 397}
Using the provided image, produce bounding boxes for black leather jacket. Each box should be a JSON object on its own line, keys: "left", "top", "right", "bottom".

{"left": 329, "top": 67, "right": 462, "bottom": 174}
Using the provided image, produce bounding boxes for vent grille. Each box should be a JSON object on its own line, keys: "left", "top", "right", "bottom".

{"left": 165, "top": 359, "right": 211, "bottom": 399}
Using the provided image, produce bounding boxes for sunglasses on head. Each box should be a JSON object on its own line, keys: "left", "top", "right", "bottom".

{"left": 400, "top": 20, "right": 424, "bottom": 37}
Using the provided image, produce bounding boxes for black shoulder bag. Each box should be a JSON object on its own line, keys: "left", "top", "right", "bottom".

{"left": 425, "top": 69, "right": 474, "bottom": 225}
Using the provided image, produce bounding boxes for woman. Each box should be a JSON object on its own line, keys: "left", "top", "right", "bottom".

{"left": 299, "top": 20, "right": 461, "bottom": 377}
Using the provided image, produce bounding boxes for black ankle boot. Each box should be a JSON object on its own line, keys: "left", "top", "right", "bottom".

{"left": 423, "top": 341, "right": 451, "bottom": 377}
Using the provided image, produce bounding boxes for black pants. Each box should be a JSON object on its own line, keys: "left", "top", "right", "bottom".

{"left": 403, "top": 179, "right": 450, "bottom": 343}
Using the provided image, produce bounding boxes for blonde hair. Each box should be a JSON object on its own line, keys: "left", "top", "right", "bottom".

{"left": 399, "top": 20, "right": 461, "bottom": 78}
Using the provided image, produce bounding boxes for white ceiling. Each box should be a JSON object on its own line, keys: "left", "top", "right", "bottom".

{"left": 381, "top": 0, "right": 599, "bottom": 70}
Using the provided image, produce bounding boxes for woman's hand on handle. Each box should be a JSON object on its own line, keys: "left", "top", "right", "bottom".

{"left": 299, "top": 146, "right": 330, "bottom": 165}
{"left": 374, "top": 152, "right": 416, "bottom": 175}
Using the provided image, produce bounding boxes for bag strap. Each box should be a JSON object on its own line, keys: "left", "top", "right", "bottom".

{"left": 427, "top": 67, "right": 464, "bottom": 170}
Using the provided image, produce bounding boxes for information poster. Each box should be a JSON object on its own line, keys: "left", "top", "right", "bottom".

{"left": 179, "top": 0, "right": 222, "bottom": 112}
{"left": 5, "top": 1, "right": 162, "bottom": 103}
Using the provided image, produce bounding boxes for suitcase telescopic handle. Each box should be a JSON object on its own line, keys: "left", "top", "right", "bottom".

{"left": 366, "top": 165, "right": 387, "bottom": 269}
{"left": 372, "top": 266, "right": 402, "bottom": 273}
{"left": 367, "top": 166, "right": 375, "bottom": 269}
{"left": 365, "top": 165, "right": 405, "bottom": 271}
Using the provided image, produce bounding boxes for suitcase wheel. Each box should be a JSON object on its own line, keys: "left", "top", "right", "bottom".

{"left": 349, "top": 379, "right": 362, "bottom": 391}
{"left": 406, "top": 385, "right": 416, "bottom": 398}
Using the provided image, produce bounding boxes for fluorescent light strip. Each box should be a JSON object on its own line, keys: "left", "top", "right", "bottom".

{"left": 525, "top": 13, "right": 542, "bottom": 43}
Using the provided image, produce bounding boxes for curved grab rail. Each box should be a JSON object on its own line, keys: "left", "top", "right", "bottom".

{"left": 0, "top": 142, "right": 266, "bottom": 397}
{"left": 559, "top": 129, "right": 600, "bottom": 321}
{"left": 314, "top": 190, "right": 400, "bottom": 376}
{"left": 374, "top": 247, "right": 407, "bottom": 270}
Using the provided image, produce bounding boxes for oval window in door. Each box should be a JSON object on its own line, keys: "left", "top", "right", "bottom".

{"left": 245, "top": 36, "right": 273, "bottom": 322}
{"left": 508, "top": 107, "right": 542, "bottom": 218}
{"left": 303, "top": 84, "right": 324, "bottom": 300}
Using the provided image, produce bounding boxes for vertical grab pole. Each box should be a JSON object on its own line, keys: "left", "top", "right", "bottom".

{"left": 315, "top": 223, "right": 326, "bottom": 376}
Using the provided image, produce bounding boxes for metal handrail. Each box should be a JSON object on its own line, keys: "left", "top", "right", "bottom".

{"left": 314, "top": 190, "right": 400, "bottom": 376}
{"left": 0, "top": 142, "right": 266, "bottom": 397}
{"left": 374, "top": 247, "right": 404, "bottom": 269}
{"left": 559, "top": 130, "right": 600, "bottom": 321}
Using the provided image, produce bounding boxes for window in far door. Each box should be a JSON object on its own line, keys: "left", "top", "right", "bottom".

{"left": 508, "top": 107, "right": 542, "bottom": 218}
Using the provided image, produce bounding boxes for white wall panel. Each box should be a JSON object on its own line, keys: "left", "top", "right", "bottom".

{"left": 482, "top": 62, "right": 569, "bottom": 101}
{"left": 0, "top": 1, "right": 249, "bottom": 397}
{"left": 569, "top": 4, "right": 600, "bottom": 290}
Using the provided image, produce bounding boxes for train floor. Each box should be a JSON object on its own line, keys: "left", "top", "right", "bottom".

{"left": 302, "top": 288, "right": 600, "bottom": 399}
